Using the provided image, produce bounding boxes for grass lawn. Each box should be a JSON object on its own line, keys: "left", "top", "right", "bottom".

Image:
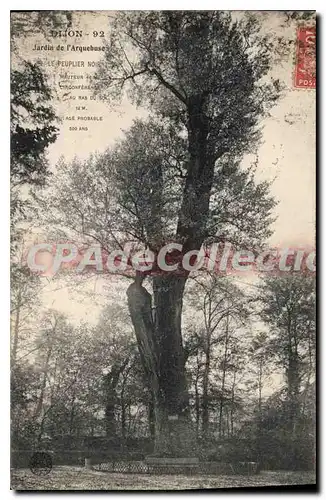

{"left": 11, "top": 466, "right": 316, "bottom": 491}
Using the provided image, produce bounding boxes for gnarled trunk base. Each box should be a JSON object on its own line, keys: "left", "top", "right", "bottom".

{"left": 153, "top": 408, "right": 197, "bottom": 457}
{"left": 126, "top": 277, "right": 197, "bottom": 457}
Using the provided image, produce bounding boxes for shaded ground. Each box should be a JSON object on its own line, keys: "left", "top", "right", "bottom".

{"left": 11, "top": 466, "right": 316, "bottom": 491}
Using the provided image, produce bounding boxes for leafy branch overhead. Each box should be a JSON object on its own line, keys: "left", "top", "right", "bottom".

{"left": 92, "top": 11, "right": 279, "bottom": 251}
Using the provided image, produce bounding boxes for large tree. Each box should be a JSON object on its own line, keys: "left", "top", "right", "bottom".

{"left": 94, "top": 11, "right": 279, "bottom": 455}
{"left": 43, "top": 11, "right": 280, "bottom": 455}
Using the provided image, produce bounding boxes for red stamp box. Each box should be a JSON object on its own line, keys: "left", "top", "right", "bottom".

{"left": 294, "top": 27, "right": 316, "bottom": 89}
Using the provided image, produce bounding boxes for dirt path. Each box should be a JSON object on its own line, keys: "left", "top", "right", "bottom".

{"left": 10, "top": 466, "right": 316, "bottom": 491}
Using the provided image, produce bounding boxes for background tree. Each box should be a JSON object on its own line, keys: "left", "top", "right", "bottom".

{"left": 257, "top": 274, "right": 316, "bottom": 468}
{"left": 247, "top": 331, "right": 272, "bottom": 462}
{"left": 10, "top": 245, "right": 41, "bottom": 365}
{"left": 185, "top": 274, "right": 250, "bottom": 441}
{"left": 259, "top": 275, "right": 315, "bottom": 433}
{"left": 11, "top": 61, "right": 58, "bottom": 191}
{"left": 11, "top": 16, "right": 60, "bottom": 381}
{"left": 95, "top": 303, "right": 137, "bottom": 439}
{"left": 10, "top": 45, "right": 60, "bottom": 360}
{"left": 11, "top": 26, "right": 60, "bottom": 252}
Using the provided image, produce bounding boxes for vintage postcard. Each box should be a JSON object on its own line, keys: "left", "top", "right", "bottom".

{"left": 10, "top": 10, "right": 316, "bottom": 491}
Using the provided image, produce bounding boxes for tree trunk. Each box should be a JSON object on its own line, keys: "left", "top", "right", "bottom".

{"left": 230, "top": 371, "right": 236, "bottom": 437}
{"left": 104, "top": 390, "right": 116, "bottom": 438}
{"left": 202, "top": 350, "right": 210, "bottom": 440}
{"left": 226, "top": 407, "right": 230, "bottom": 437}
{"left": 302, "top": 332, "right": 314, "bottom": 414}
{"left": 219, "top": 311, "right": 229, "bottom": 438}
{"left": 177, "top": 96, "right": 214, "bottom": 250}
{"left": 69, "top": 399, "right": 75, "bottom": 436}
{"left": 34, "top": 344, "right": 52, "bottom": 419}
{"left": 37, "top": 413, "right": 46, "bottom": 445}
{"left": 126, "top": 99, "right": 218, "bottom": 456}
{"left": 104, "top": 360, "right": 128, "bottom": 439}
{"left": 148, "top": 394, "right": 155, "bottom": 442}
{"left": 194, "top": 356, "right": 201, "bottom": 438}
{"left": 287, "top": 349, "right": 300, "bottom": 434}
{"left": 121, "top": 403, "right": 126, "bottom": 440}
{"left": 256, "top": 358, "right": 263, "bottom": 461}
{"left": 127, "top": 274, "right": 196, "bottom": 456}
{"left": 152, "top": 274, "right": 189, "bottom": 415}
{"left": 11, "top": 289, "right": 22, "bottom": 365}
